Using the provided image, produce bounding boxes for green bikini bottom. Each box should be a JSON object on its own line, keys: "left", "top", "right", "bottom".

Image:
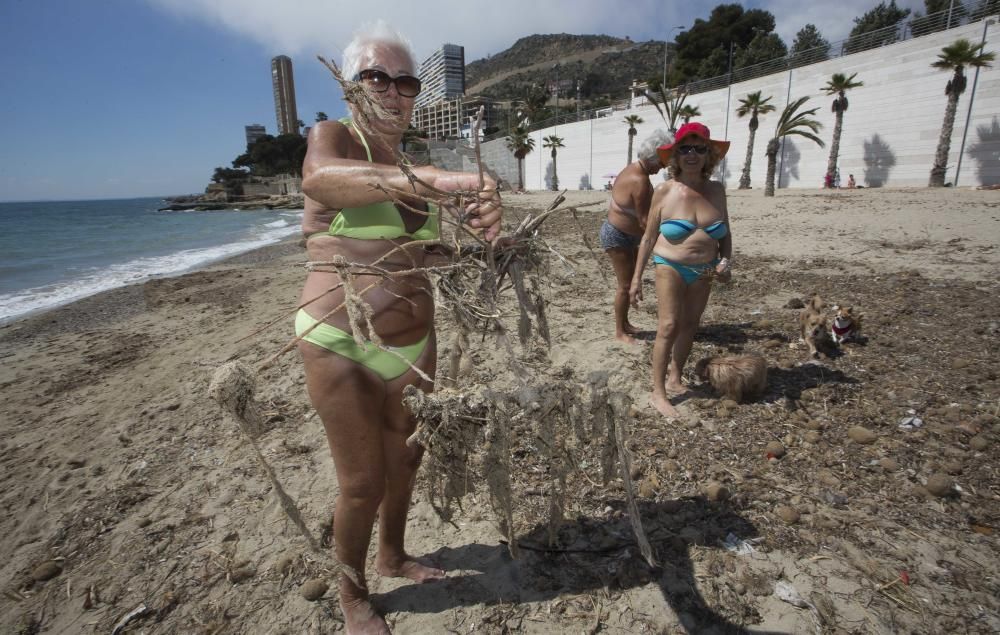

{"left": 295, "top": 309, "right": 429, "bottom": 380}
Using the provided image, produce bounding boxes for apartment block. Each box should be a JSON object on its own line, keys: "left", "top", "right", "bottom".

{"left": 271, "top": 55, "right": 299, "bottom": 136}
{"left": 244, "top": 124, "right": 267, "bottom": 148}
{"left": 413, "top": 97, "right": 503, "bottom": 140}
{"left": 414, "top": 44, "right": 465, "bottom": 110}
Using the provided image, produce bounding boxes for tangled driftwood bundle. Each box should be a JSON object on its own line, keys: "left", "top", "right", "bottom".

{"left": 403, "top": 370, "right": 656, "bottom": 566}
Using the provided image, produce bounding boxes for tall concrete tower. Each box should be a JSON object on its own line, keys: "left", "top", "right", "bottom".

{"left": 271, "top": 55, "right": 299, "bottom": 136}
{"left": 414, "top": 44, "right": 465, "bottom": 110}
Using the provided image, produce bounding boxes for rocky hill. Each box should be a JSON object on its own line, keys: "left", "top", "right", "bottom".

{"left": 465, "top": 34, "right": 667, "bottom": 105}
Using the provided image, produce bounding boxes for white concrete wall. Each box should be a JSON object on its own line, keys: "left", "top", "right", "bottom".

{"left": 491, "top": 17, "right": 999, "bottom": 190}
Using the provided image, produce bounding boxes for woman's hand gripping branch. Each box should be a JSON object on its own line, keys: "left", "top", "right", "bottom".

{"left": 430, "top": 172, "right": 503, "bottom": 243}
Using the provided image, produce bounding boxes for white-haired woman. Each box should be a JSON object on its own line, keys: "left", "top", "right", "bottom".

{"left": 600, "top": 129, "right": 671, "bottom": 344}
{"left": 630, "top": 122, "right": 731, "bottom": 419}
{"left": 298, "top": 21, "right": 501, "bottom": 633}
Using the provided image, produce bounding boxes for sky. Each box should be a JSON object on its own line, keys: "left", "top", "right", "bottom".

{"left": 0, "top": 0, "right": 928, "bottom": 201}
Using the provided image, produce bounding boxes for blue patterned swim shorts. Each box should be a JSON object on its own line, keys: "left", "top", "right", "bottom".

{"left": 599, "top": 220, "right": 641, "bottom": 251}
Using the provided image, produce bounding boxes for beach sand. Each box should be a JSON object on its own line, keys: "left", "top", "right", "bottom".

{"left": 1, "top": 187, "right": 998, "bottom": 633}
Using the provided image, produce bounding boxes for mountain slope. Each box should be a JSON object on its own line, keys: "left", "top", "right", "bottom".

{"left": 465, "top": 34, "right": 666, "bottom": 104}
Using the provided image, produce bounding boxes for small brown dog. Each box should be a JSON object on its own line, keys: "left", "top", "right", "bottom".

{"left": 830, "top": 305, "right": 863, "bottom": 344}
{"left": 799, "top": 294, "right": 829, "bottom": 358}
{"left": 694, "top": 355, "right": 768, "bottom": 402}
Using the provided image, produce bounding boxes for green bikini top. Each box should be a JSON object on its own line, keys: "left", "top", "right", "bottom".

{"left": 313, "top": 118, "right": 439, "bottom": 241}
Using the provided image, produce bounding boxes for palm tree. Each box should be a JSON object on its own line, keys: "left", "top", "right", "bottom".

{"left": 542, "top": 135, "right": 565, "bottom": 190}
{"left": 678, "top": 104, "right": 701, "bottom": 124}
{"left": 315, "top": 112, "right": 329, "bottom": 122}
{"left": 929, "top": 39, "right": 995, "bottom": 186}
{"left": 643, "top": 84, "right": 688, "bottom": 132}
{"left": 623, "top": 115, "right": 643, "bottom": 163}
{"left": 764, "top": 97, "right": 825, "bottom": 197}
{"left": 505, "top": 126, "right": 536, "bottom": 191}
{"left": 735, "top": 91, "right": 776, "bottom": 190}
{"left": 821, "top": 73, "right": 863, "bottom": 187}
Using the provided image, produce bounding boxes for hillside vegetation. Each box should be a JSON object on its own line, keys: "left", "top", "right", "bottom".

{"left": 465, "top": 34, "right": 666, "bottom": 106}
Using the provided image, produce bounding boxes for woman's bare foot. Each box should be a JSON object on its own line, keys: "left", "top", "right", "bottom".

{"left": 650, "top": 393, "right": 681, "bottom": 419}
{"left": 664, "top": 380, "right": 688, "bottom": 396}
{"left": 340, "top": 590, "right": 390, "bottom": 634}
{"left": 615, "top": 332, "right": 639, "bottom": 345}
{"left": 623, "top": 322, "right": 641, "bottom": 336}
{"left": 375, "top": 555, "right": 446, "bottom": 583}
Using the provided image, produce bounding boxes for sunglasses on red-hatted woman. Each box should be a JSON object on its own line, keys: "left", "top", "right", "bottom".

{"left": 677, "top": 145, "right": 709, "bottom": 156}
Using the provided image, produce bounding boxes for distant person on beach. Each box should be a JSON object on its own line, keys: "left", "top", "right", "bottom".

{"left": 630, "top": 122, "right": 732, "bottom": 419}
{"left": 847, "top": 174, "right": 857, "bottom": 189}
{"left": 296, "top": 21, "right": 502, "bottom": 634}
{"left": 601, "top": 129, "right": 672, "bottom": 344}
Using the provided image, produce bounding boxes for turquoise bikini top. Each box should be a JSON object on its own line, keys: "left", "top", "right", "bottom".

{"left": 659, "top": 218, "right": 728, "bottom": 241}
{"left": 317, "top": 118, "right": 439, "bottom": 241}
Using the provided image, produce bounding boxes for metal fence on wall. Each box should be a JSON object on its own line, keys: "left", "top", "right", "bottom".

{"left": 482, "top": 6, "right": 997, "bottom": 143}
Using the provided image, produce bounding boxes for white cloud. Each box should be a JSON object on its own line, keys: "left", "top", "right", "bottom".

{"left": 146, "top": 0, "right": 686, "bottom": 63}
{"left": 146, "top": 0, "right": 934, "bottom": 64}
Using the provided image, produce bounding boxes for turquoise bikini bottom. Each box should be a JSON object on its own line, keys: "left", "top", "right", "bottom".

{"left": 652, "top": 255, "right": 720, "bottom": 285}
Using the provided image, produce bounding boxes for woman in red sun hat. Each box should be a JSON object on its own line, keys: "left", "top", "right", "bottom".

{"left": 629, "top": 122, "right": 733, "bottom": 419}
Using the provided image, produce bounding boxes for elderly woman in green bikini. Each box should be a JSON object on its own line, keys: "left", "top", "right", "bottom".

{"left": 297, "top": 21, "right": 501, "bottom": 634}
{"left": 630, "top": 122, "right": 731, "bottom": 419}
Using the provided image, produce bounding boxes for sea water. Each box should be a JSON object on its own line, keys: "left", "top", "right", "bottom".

{"left": 0, "top": 197, "right": 302, "bottom": 323}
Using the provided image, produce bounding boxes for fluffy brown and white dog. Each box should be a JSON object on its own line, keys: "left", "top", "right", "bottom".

{"left": 694, "top": 355, "right": 768, "bottom": 402}
{"left": 830, "top": 305, "right": 863, "bottom": 344}
{"left": 799, "top": 294, "right": 829, "bottom": 358}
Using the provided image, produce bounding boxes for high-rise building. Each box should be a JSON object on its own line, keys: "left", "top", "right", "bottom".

{"left": 412, "top": 97, "right": 502, "bottom": 141}
{"left": 244, "top": 124, "right": 267, "bottom": 148}
{"left": 413, "top": 44, "right": 465, "bottom": 110}
{"left": 271, "top": 55, "right": 299, "bottom": 136}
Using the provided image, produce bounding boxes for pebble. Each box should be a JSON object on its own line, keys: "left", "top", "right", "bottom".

{"left": 970, "top": 435, "right": 989, "bottom": 451}
{"left": 229, "top": 565, "right": 256, "bottom": 584}
{"left": 720, "top": 399, "right": 739, "bottom": 410}
{"left": 733, "top": 582, "right": 747, "bottom": 595}
{"left": 31, "top": 561, "right": 63, "bottom": 582}
{"left": 957, "top": 421, "right": 981, "bottom": 435}
{"left": 817, "top": 470, "right": 841, "bottom": 488}
{"left": 662, "top": 459, "right": 681, "bottom": 473}
{"left": 776, "top": 505, "right": 800, "bottom": 525}
{"left": 925, "top": 474, "right": 954, "bottom": 498}
{"left": 879, "top": 457, "right": 899, "bottom": 472}
{"left": 765, "top": 441, "right": 786, "bottom": 458}
{"left": 804, "top": 431, "right": 821, "bottom": 444}
{"left": 703, "top": 481, "right": 729, "bottom": 502}
{"left": 785, "top": 298, "right": 805, "bottom": 309}
{"left": 763, "top": 338, "right": 783, "bottom": 349}
{"left": 848, "top": 426, "right": 877, "bottom": 444}
{"left": 300, "top": 578, "right": 329, "bottom": 601}
{"left": 804, "top": 419, "right": 822, "bottom": 430}
{"left": 275, "top": 555, "right": 295, "bottom": 576}
{"left": 950, "top": 358, "right": 971, "bottom": 370}
{"left": 942, "top": 461, "right": 963, "bottom": 475}
{"left": 639, "top": 478, "right": 657, "bottom": 498}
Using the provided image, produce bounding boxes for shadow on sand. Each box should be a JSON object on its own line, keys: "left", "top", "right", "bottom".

{"left": 375, "top": 499, "right": 792, "bottom": 633}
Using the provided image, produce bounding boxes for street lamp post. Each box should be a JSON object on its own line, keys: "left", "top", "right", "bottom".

{"left": 662, "top": 26, "right": 684, "bottom": 88}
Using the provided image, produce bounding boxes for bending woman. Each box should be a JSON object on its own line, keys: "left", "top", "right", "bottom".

{"left": 630, "top": 122, "right": 731, "bottom": 419}
{"left": 298, "top": 22, "right": 501, "bottom": 634}
{"left": 600, "top": 129, "right": 671, "bottom": 344}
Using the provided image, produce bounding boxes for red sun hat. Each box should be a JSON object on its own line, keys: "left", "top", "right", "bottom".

{"left": 657, "top": 122, "right": 731, "bottom": 165}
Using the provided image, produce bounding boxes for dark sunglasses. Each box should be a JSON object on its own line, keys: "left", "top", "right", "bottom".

{"left": 353, "top": 69, "right": 422, "bottom": 97}
{"left": 677, "top": 144, "right": 709, "bottom": 156}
